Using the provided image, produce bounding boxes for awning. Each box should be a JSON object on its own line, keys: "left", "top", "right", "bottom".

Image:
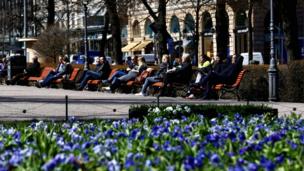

{"left": 132, "top": 40, "right": 152, "bottom": 52}
{"left": 17, "top": 38, "right": 38, "bottom": 42}
{"left": 121, "top": 42, "right": 140, "bottom": 52}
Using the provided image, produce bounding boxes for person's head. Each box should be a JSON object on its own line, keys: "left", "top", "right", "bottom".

{"left": 138, "top": 56, "right": 146, "bottom": 65}
{"left": 132, "top": 55, "right": 138, "bottom": 65}
{"left": 162, "top": 54, "right": 170, "bottom": 63}
{"left": 212, "top": 56, "right": 220, "bottom": 64}
{"left": 201, "top": 54, "right": 210, "bottom": 63}
{"left": 58, "top": 55, "right": 64, "bottom": 63}
{"left": 33, "top": 56, "right": 38, "bottom": 63}
{"left": 63, "top": 56, "right": 69, "bottom": 63}
{"left": 174, "top": 56, "right": 182, "bottom": 65}
{"left": 182, "top": 53, "right": 191, "bottom": 63}
{"left": 127, "top": 56, "right": 131, "bottom": 61}
{"left": 99, "top": 56, "right": 107, "bottom": 64}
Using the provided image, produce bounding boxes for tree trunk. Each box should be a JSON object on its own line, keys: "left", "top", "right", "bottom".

{"left": 105, "top": 0, "right": 123, "bottom": 64}
{"left": 279, "top": 0, "right": 299, "bottom": 62}
{"left": 248, "top": 0, "right": 253, "bottom": 62}
{"left": 157, "top": 0, "right": 168, "bottom": 61}
{"left": 194, "top": 0, "right": 200, "bottom": 66}
{"left": 216, "top": 0, "right": 229, "bottom": 60}
{"left": 47, "top": 0, "right": 55, "bottom": 27}
{"left": 100, "top": 13, "right": 109, "bottom": 57}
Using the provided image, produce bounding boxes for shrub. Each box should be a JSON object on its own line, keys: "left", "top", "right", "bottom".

{"left": 129, "top": 104, "right": 277, "bottom": 120}
{"left": 239, "top": 61, "right": 304, "bottom": 102}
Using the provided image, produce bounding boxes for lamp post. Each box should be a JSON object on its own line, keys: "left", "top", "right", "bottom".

{"left": 23, "top": 0, "right": 27, "bottom": 59}
{"left": 268, "top": 0, "right": 278, "bottom": 101}
{"left": 83, "top": 1, "right": 89, "bottom": 70}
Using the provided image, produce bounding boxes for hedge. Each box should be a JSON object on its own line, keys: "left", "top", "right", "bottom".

{"left": 239, "top": 60, "right": 304, "bottom": 102}
{"left": 129, "top": 104, "right": 277, "bottom": 120}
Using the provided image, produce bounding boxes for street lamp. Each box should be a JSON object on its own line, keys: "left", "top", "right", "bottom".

{"left": 73, "top": 0, "right": 89, "bottom": 70}
{"left": 268, "top": 0, "right": 278, "bottom": 101}
{"left": 23, "top": 0, "right": 27, "bottom": 59}
{"left": 83, "top": 1, "right": 89, "bottom": 70}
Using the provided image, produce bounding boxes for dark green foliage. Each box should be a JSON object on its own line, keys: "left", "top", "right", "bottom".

{"left": 129, "top": 104, "right": 277, "bottom": 120}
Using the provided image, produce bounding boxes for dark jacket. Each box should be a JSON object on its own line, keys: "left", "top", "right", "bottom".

{"left": 155, "top": 62, "right": 169, "bottom": 79}
{"left": 176, "top": 62, "right": 193, "bottom": 83}
{"left": 26, "top": 61, "right": 41, "bottom": 76}
{"left": 95, "top": 61, "right": 111, "bottom": 79}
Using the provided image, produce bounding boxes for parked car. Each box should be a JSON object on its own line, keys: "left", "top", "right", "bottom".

{"left": 240, "top": 52, "right": 264, "bottom": 65}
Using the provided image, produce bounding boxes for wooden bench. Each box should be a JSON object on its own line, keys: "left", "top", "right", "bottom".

{"left": 125, "top": 68, "right": 156, "bottom": 93}
{"left": 86, "top": 68, "right": 118, "bottom": 91}
{"left": 213, "top": 69, "right": 247, "bottom": 101}
{"left": 52, "top": 68, "right": 80, "bottom": 88}
{"left": 150, "top": 81, "right": 190, "bottom": 97}
{"left": 28, "top": 67, "right": 53, "bottom": 85}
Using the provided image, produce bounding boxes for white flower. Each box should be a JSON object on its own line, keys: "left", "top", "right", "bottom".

{"left": 153, "top": 107, "right": 161, "bottom": 114}
{"left": 184, "top": 106, "right": 191, "bottom": 113}
{"left": 165, "top": 106, "right": 174, "bottom": 112}
{"left": 173, "top": 110, "right": 177, "bottom": 115}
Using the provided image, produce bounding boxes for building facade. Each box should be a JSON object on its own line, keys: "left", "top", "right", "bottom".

{"left": 126, "top": 0, "right": 304, "bottom": 64}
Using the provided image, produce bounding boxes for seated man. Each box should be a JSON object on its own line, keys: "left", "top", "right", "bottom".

{"left": 0, "top": 58, "right": 7, "bottom": 83}
{"left": 7, "top": 56, "right": 41, "bottom": 85}
{"left": 110, "top": 57, "right": 147, "bottom": 93}
{"left": 199, "top": 54, "right": 243, "bottom": 99}
{"left": 105, "top": 55, "right": 138, "bottom": 84}
{"left": 135, "top": 54, "right": 170, "bottom": 96}
{"left": 164, "top": 53, "right": 193, "bottom": 86}
{"left": 77, "top": 56, "right": 111, "bottom": 90}
{"left": 37, "top": 56, "right": 72, "bottom": 88}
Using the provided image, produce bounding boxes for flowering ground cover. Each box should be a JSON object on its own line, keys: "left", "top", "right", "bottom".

{"left": 0, "top": 105, "right": 303, "bottom": 171}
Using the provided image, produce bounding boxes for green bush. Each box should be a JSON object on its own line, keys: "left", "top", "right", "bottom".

{"left": 129, "top": 104, "right": 277, "bottom": 120}
{"left": 239, "top": 61, "right": 304, "bottom": 102}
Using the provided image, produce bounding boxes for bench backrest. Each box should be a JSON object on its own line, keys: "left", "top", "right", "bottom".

{"left": 69, "top": 68, "right": 80, "bottom": 81}
{"left": 108, "top": 68, "right": 118, "bottom": 79}
{"left": 135, "top": 68, "right": 155, "bottom": 83}
{"left": 231, "top": 69, "right": 247, "bottom": 88}
{"left": 40, "top": 67, "right": 53, "bottom": 79}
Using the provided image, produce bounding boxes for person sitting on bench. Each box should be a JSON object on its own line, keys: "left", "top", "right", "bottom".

{"left": 7, "top": 56, "right": 41, "bottom": 85}
{"left": 199, "top": 54, "right": 243, "bottom": 99}
{"left": 77, "top": 56, "right": 111, "bottom": 90}
{"left": 135, "top": 54, "right": 170, "bottom": 96}
{"left": 37, "top": 56, "right": 72, "bottom": 87}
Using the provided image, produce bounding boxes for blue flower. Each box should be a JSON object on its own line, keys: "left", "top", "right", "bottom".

{"left": 287, "top": 141, "right": 298, "bottom": 150}
{"left": 300, "top": 134, "right": 304, "bottom": 145}
{"left": 229, "top": 165, "right": 244, "bottom": 171}
{"left": 275, "top": 154, "right": 284, "bottom": 164}
{"left": 238, "top": 132, "right": 246, "bottom": 142}
{"left": 260, "top": 156, "right": 275, "bottom": 171}
{"left": 247, "top": 163, "right": 258, "bottom": 171}
{"left": 210, "top": 153, "right": 220, "bottom": 165}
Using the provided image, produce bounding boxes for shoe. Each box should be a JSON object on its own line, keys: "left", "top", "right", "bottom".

{"left": 35, "top": 81, "right": 42, "bottom": 88}
{"left": 186, "top": 94, "right": 196, "bottom": 99}
{"left": 135, "top": 92, "right": 145, "bottom": 96}
{"left": 104, "top": 86, "right": 111, "bottom": 91}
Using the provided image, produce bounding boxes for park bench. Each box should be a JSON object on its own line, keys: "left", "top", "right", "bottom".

{"left": 28, "top": 67, "right": 53, "bottom": 85}
{"left": 190, "top": 69, "right": 248, "bottom": 100}
{"left": 213, "top": 69, "right": 247, "bottom": 101}
{"left": 52, "top": 67, "right": 80, "bottom": 89}
{"left": 124, "top": 68, "right": 156, "bottom": 93}
{"left": 86, "top": 68, "right": 118, "bottom": 91}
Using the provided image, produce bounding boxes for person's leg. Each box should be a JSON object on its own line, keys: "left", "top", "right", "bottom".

{"left": 108, "top": 70, "right": 126, "bottom": 82}
{"left": 195, "top": 73, "right": 202, "bottom": 83}
{"left": 76, "top": 70, "right": 87, "bottom": 83}
{"left": 78, "top": 71, "right": 101, "bottom": 90}
{"left": 141, "top": 76, "right": 158, "bottom": 94}
{"left": 42, "top": 73, "right": 62, "bottom": 87}
{"left": 110, "top": 77, "right": 121, "bottom": 93}
{"left": 118, "top": 72, "right": 137, "bottom": 82}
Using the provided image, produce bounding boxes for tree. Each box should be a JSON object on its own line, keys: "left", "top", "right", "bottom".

{"left": 33, "top": 26, "right": 68, "bottom": 63}
{"left": 277, "top": 0, "right": 299, "bottom": 62}
{"left": 105, "top": 0, "right": 123, "bottom": 64}
{"left": 141, "top": 0, "right": 168, "bottom": 61}
{"left": 171, "top": 0, "right": 212, "bottom": 65}
{"left": 215, "top": 0, "right": 229, "bottom": 60}
{"left": 47, "top": 0, "right": 55, "bottom": 27}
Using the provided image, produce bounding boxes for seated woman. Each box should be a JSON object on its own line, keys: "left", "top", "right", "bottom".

{"left": 135, "top": 54, "right": 170, "bottom": 96}
{"left": 110, "top": 56, "right": 147, "bottom": 93}
{"left": 194, "top": 54, "right": 211, "bottom": 84}
{"left": 37, "top": 56, "right": 72, "bottom": 88}
{"left": 77, "top": 56, "right": 111, "bottom": 90}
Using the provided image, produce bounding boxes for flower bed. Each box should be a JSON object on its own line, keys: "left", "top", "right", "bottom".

{"left": 0, "top": 107, "right": 303, "bottom": 171}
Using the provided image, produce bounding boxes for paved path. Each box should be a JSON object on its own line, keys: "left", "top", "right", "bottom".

{"left": 0, "top": 85, "right": 303, "bottom": 121}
